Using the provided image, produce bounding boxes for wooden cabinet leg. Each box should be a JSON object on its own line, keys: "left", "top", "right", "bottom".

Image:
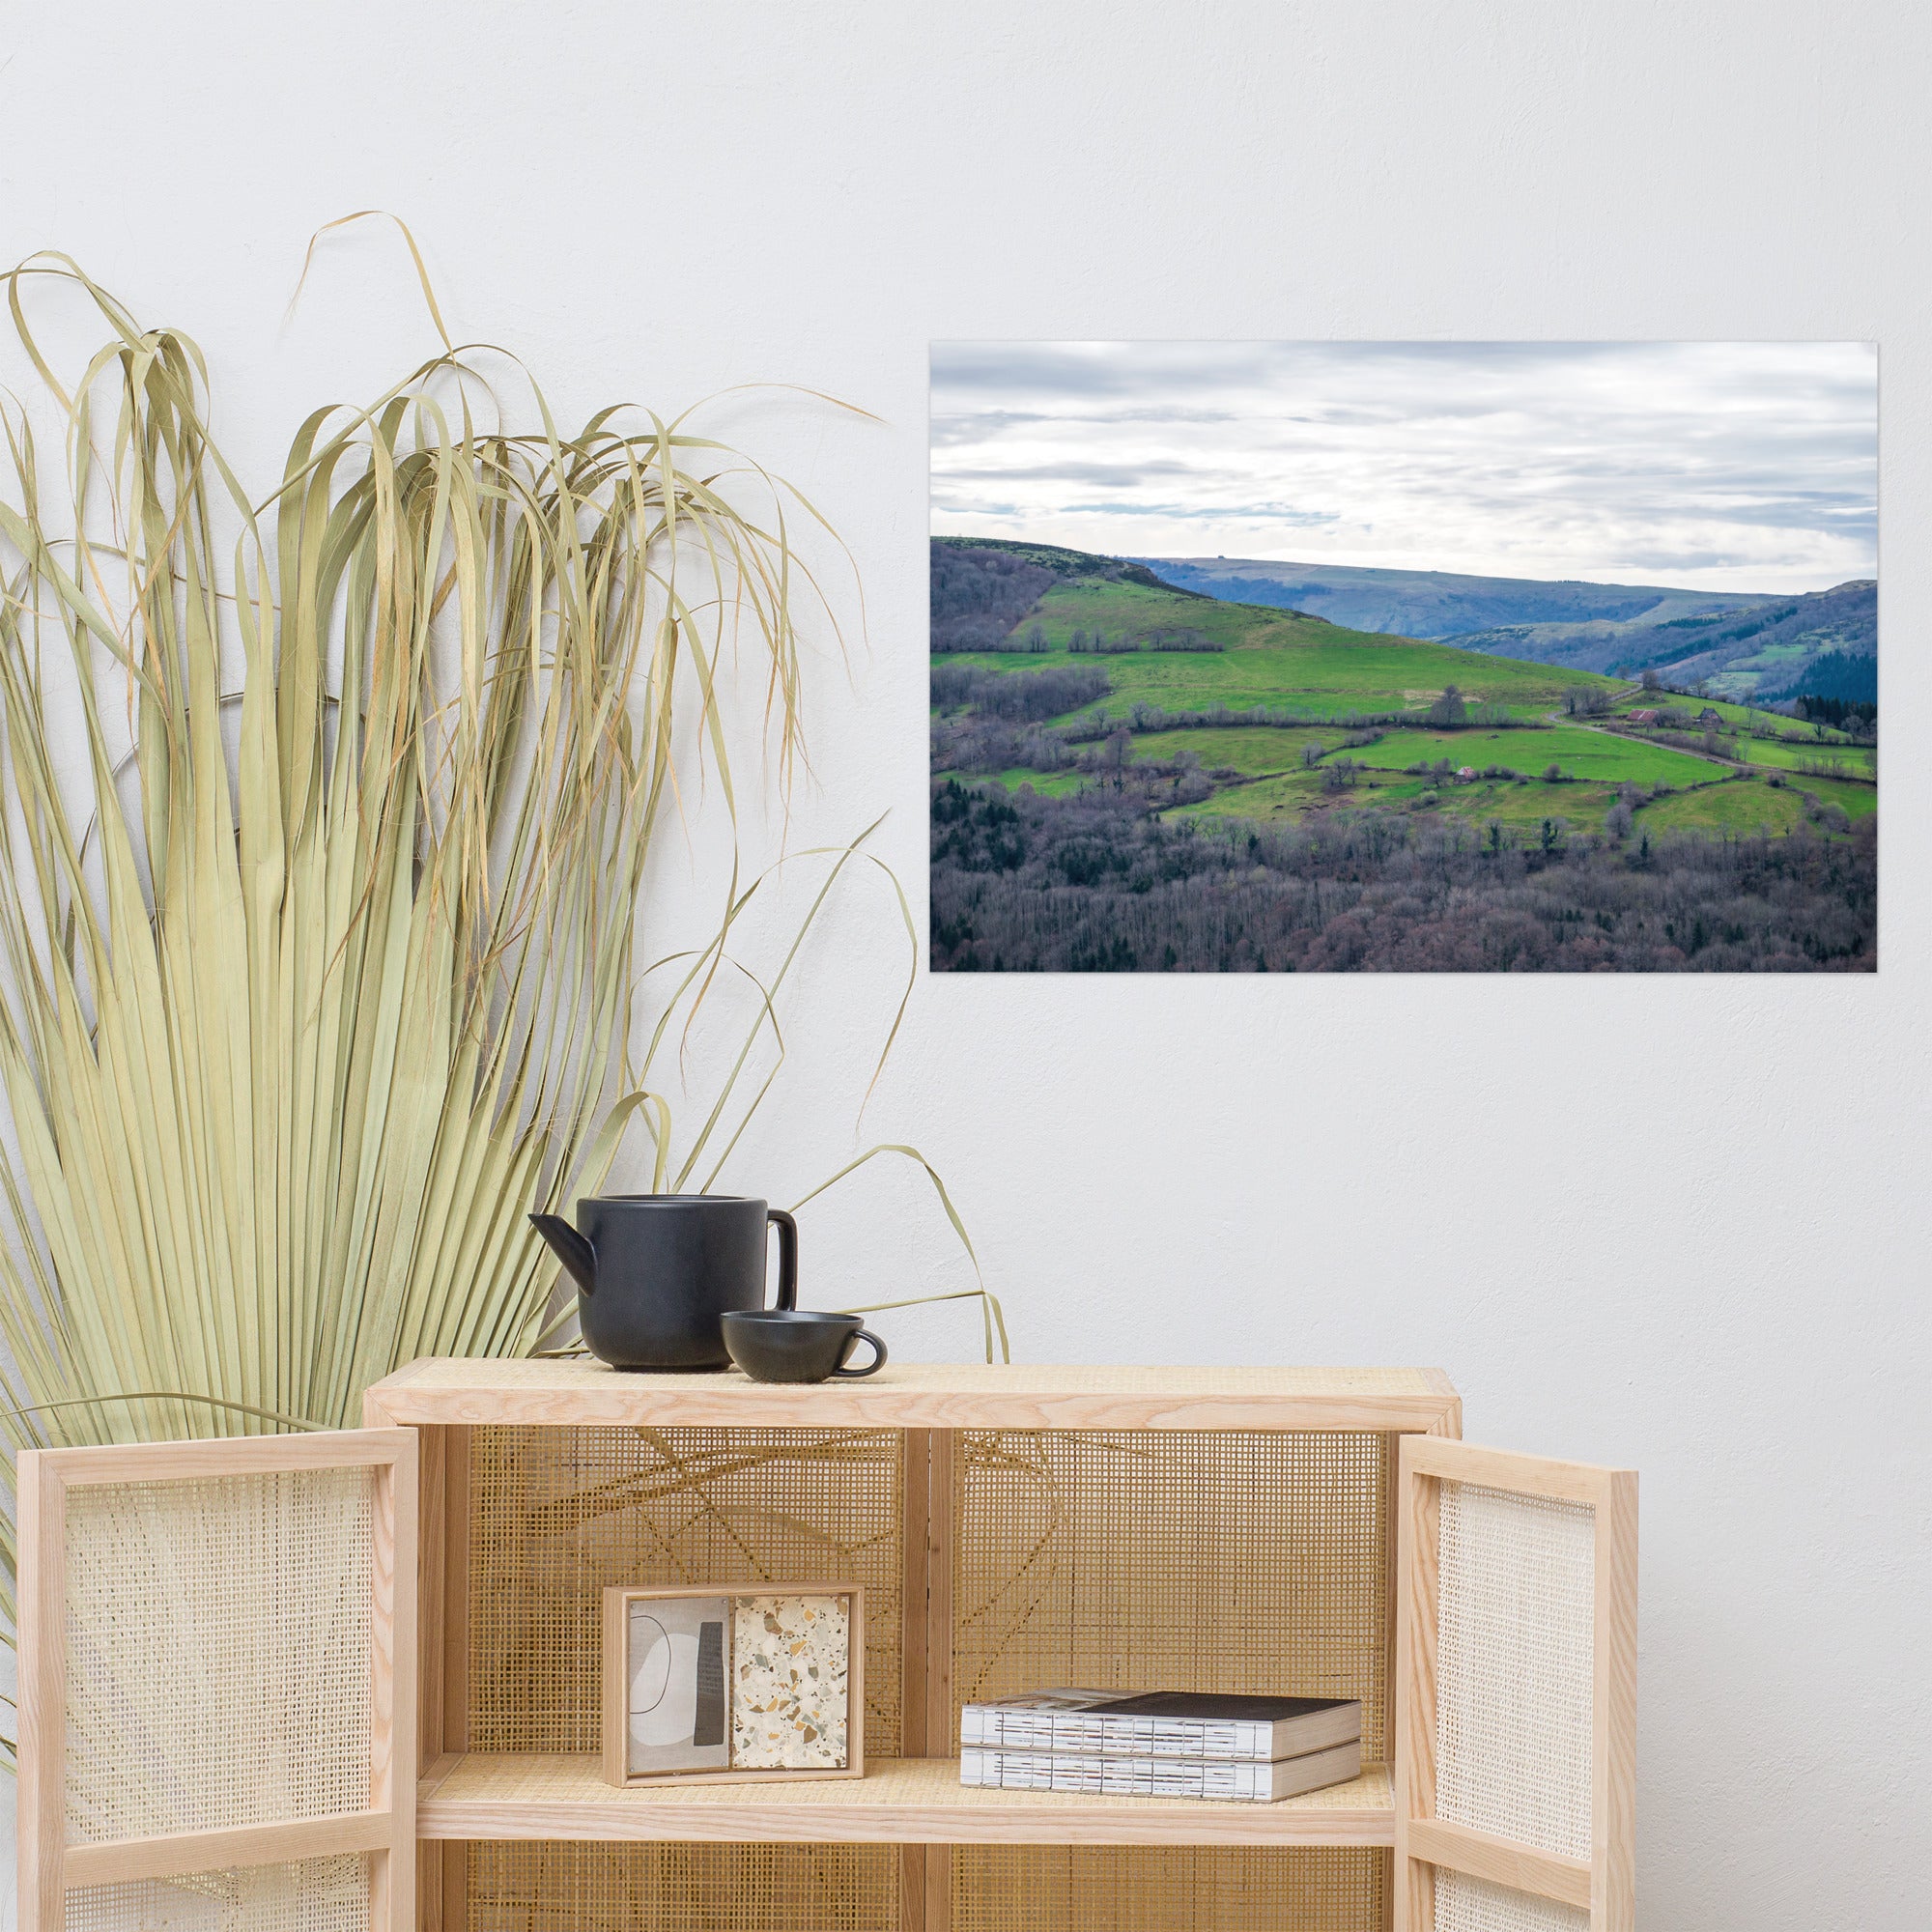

{"left": 409, "top": 1424, "right": 469, "bottom": 1932}
{"left": 418, "top": 1842, "right": 466, "bottom": 1932}
{"left": 902, "top": 1431, "right": 932, "bottom": 1763}
{"left": 900, "top": 1846, "right": 925, "bottom": 1932}
{"left": 924, "top": 1845, "right": 952, "bottom": 1932}
{"left": 902, "top": 1430, "right": 954, "bottom": 1932}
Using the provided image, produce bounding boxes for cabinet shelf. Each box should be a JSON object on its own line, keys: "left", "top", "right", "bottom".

{"left": 368, "top": 1356, "right": 1463, "bottom": 1434}
{"left": 415, "top": 1752, "right": 1396, "bottom": 1848}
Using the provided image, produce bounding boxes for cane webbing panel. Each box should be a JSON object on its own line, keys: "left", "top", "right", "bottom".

{"left": 63, "top": 1856, "right": 370, "bottom": 1932}
{"left": 466, "top": 1841, "right": 897, "bottom": 1932}
{"left": 953, "top": 1431, "right": 1392, "bottom": 1759}
{"left": 1435, "top": 1481, "right": 1595, "bottom": 1861}
{"left": 63, "top": 1469, "right": 375, "bottom": 1842}
{"left": 1434, "top": 1870, "right": 1589, "bottom": 1932}
{"left": 468, "top": 1426, "right": 903, "bottom": 1756}
{"left": 953, "top": 1847, "right": 1387, "bottom": 1931}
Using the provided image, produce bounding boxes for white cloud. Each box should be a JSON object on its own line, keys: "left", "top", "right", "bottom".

{"left": 928, "top": 341, "right": 1878, "bottom": 593}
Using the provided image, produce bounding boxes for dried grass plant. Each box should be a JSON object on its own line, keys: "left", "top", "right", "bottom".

{"left": 0, "top": 232, "right": 999, "bottom": 1764}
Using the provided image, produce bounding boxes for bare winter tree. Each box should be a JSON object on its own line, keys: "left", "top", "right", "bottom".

{"left": 930, "top": 781, "right": 1874, "bottom": 972}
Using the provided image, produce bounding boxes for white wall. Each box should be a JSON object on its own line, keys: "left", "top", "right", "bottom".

{"left": 4, "top": 2, "right": 1929, "bottom": 1924}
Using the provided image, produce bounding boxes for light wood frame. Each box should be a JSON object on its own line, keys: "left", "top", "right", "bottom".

{"left": 1394, "top": 1437, "right": 1637, "bottom": 1932}
{"left": 600, "top": 1582, "right": 866, "bottom": 1787}
{"left": 15, "top": 1428, "right": 417, "bottom": 1932}
{"left": 899, "top": 1426, "right": 955, "bottom": 1932}
{"left": 362, "top": 1358, "right": 1464, "bottom": 1435}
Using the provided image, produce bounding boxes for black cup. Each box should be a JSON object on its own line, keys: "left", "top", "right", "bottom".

{"left": 721, "top": 1310, "right": 888, "bottom": 1384}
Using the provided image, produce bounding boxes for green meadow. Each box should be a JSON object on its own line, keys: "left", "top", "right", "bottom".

{"left": 1732, "top": 734, "right": 1876, "bottom": 777}
{"left": 1634, "top": 781, "right": 1809, "bottom": 838}
{"left": 985, "top": 767, "right": 1087, "bottom": 797}
{"left": 1786, "top": 771, "right": 1878, "bottom": 818}
{"left": 934, "top": 572, "right": 1874, "bottom": 846}
{"left": 951, "top": 579, "right": 1624, "bottom": 718}
{"left": 1343, "top": 724, "right": 1719, "bottom": 787}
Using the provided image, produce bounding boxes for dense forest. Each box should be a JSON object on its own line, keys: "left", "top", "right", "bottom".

{"left": 930, "top": 536, "right": 1204, "bottom": 651}
{"left": 1791, "top": 693, "right": 1877, "bottom": 731}
{"left": 929, "top": 545, "right": 1058, "bottom": 652}
{"left": 931, "top": 781, "right": 1875, "bottom": 972}
{"left": 1785, "top": 649, "right": 1879, "bottom": 710}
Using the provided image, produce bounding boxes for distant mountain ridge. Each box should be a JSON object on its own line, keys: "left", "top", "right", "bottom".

{"left": 1137, "top": 554, "right": 1876, "bottom": 704}
{"left": 1136, "top": 554, "right": 1763, "bottom": 639}
{"left": 1446, "top": 578, "right": 1875, "bottom": 702}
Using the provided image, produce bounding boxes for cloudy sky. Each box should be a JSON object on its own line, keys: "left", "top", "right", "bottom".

{"left": 930, "top": 341, "right": 1877, "bottom": 592}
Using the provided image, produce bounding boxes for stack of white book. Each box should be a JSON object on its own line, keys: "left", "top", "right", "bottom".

{"left": 958, "top": 1689, "right": 1362, "bottom": 1804}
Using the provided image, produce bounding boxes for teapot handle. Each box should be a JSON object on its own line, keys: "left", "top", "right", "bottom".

{"left": 767, "top": 1208, "right": 798, "bottom": 1311}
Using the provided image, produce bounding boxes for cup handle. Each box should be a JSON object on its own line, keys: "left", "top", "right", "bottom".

{"left": 832, "top": 1328, "right": 888, "bottom": 1378}
{"left": 767, "top": 1208, "right": 798, "bottom": 1311}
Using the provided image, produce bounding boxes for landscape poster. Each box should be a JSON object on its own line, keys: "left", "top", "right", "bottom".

{"left": 928, "top": 342, "right": 1876, "bottom": 972}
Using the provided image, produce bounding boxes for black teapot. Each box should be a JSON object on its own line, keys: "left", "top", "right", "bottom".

{"left": 529, "top": 1194, "right": 797, "bottom": 1371}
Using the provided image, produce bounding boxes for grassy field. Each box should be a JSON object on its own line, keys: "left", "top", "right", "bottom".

{"left": 935, "top": 567, "right": 1873, "bottom": 846}
{"left": 1341, "top": 724, "right": 1720, "bottom": 787}
{"left": 1429, "top": 783, "right": 1611, "bottom": 838}
{"left": 1094, "top": 721, "right": 1739, "bottom": 789}
{"left": 1785, "top": 771, "right": 1878, "bottom": 818}
{"left": 983, "top": 767, "right": 1087, "bottom": 796}
{"left": 1170, "top": 766, "right": 1870, "bottom": 841}
{"left": 1176, "top": 767, "right": 1616, "bottom": 837}
{"left": 948, "top": 579, "right": 1630, "bottom": 720}
{"left": 1178, "top": 768, "right": 1396, "bottom": 820}
{"left": 1732, "top": 734, "right": 1876, "bottom": 777}
{"left": 1123, "top": 724, "right": 1334, "bottom": 774}
{"left": 1634, "top": 781, "right": 1808, "bottom": 838}
{"left": 1612, "top": 693, "right": 1857, "bottom": 742}
{"left": 957, "top": 711, "right": 1873, "bottom": 843}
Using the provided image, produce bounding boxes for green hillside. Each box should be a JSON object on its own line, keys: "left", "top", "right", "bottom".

{"left": 1445, "top": 578, "right": 1876, "bottom": 700}
{"left": 929, "top": 538, "right": 1873, "bottom": 847}
{"left": 946, "top": 575, "right": 1622, "bottom": 718}
{"left": 1133, "top": 551, "right": 1877, "bottom": 708}
{"left": 932, "top": 533, "right": 1202, "bottom": 595}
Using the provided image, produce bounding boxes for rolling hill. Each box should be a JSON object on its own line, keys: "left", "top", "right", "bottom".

{"left": 1442, "top": 579, "right": 1876, "bottom": 702}
{"left": 930, "top": 536, "right": 1873, "bottom": 843}
{"left": 1133, "top": 553, "right": 1877, "bottom": 708}
{"left": 932, "top": 536, "right": 1624, "bottom": 717}
{"left": 930, "top": 538, "right": 1875, "bottom": 972}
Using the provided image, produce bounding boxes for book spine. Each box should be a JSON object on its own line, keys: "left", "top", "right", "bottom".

{"left": 959, "top": 1748, "right": 1274, "bottom": 1802}
{"left": 957, "top": 1709, "right": 1275, "bottom": 1760}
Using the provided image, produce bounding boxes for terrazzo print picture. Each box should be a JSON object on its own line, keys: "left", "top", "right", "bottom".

{"left": 626, "top": 1595, "right": 731, "bottom": 1776}
{"left": 731, "top": 1594, "right": 852, "bottom": 1770}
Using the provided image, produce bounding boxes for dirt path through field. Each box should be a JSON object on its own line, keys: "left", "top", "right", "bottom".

{"left": 1546, "top": 707, "right": 1747, "bottom": 778}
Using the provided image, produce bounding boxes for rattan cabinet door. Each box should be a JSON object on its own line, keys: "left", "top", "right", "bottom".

{"left": 16, "top": 1430, "right": 417, "bottom": 1932}
{"left": 1393, "top": 1439, "right": 1636, "bottom": 1932}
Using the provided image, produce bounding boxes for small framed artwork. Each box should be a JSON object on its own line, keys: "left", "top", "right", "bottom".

{"left": 601, "top": 1583, "right": 865, "bottom": 1787}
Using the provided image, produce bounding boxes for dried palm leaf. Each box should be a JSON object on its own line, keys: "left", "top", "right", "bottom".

{"left": 0, "top": 241, "right": 999, "bottom": 1766}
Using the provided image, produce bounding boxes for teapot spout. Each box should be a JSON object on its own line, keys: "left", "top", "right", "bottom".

{"left": 529, "top": 1212, "right": 598, "bottom": 1295}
